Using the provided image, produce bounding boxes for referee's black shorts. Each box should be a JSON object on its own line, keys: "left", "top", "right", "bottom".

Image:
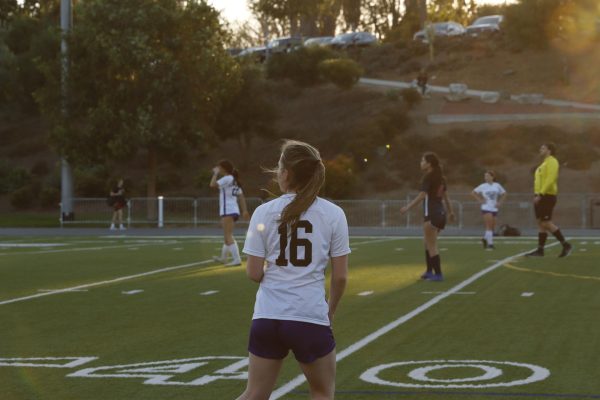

{"left": 534, "top": 194, "right": 557, "bottom": 221}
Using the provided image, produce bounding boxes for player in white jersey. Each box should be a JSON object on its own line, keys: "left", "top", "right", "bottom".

{"left": 210, "top": 160, "right": 249, "bottom": 266}
{"left": 236, "top": 140, "right": 350, "bottom": 400}
{"left": 471, "top": 170, "right": 506, "bottom": 250}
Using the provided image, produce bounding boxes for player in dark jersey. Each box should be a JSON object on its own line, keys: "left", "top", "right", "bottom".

{"left": 401, "top": 152, "right": 455, "bottom": 281}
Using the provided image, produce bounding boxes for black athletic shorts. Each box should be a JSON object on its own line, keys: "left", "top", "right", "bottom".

{"left": 424, "top": 208, "right": 447, "bottom": 230}
{"left": 534, "top": 195, "right": 557, "bottom": 221}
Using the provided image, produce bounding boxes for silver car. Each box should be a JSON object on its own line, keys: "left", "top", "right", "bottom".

{"left": 304, "top": 36, "right": 334, "bottom": 47}
{"left": 413, "top": 22, "right": 466, "bottom": 43}
{"left": 330, "top": 32, "right": 377, "bottom": 49}
{"left": 466, "top": 15, "right": 504, "bottom": 36}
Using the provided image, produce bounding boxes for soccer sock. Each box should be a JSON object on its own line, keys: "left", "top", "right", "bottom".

{"left": 229, "top": 241, "right": 241, "bottom": 262}
{"left": 425, "top": 250, "right": 433, "bottom": 273}
{"left": 538, "top": 232, "right": 548, "bottom": 251}
{"left": 552, "top": 229, "right": 566, "bottom": 244}
{"left": 431, "top": 255, "right": 441, "bottom": 275}
{"left": 485, "top": 230, "right": 494, "bottom": 245}
{"left": 220, "top": 244, "right": 229, "bottom": 261}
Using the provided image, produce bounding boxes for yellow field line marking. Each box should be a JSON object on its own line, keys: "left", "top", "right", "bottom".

{"left": 504, "top": 263, "right": 600, "bottom": 282}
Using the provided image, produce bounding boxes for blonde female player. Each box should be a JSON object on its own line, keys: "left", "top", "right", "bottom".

{"left": 471, "top": 170, "right": 506, "bottom": 250}
{"left": 210, "top": 160, "right": 249, "bottom": 266}
{"left": 400, "top": 152, "right": 454, "bottom": 281}
{"left": 236, "top": 140, "right": 350, "bottom": 400}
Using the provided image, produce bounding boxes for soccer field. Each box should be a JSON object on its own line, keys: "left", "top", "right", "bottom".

{"left": 1, "top": 234, "right": 599, "bottom": 400}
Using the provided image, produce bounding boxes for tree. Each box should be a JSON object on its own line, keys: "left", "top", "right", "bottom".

{"left": 36, "top": 0, "right": 240, "bottom": 206}
{"left": 342, "top": 0, "right": 361, "bottom": 31}
{"left": 215, "top": 63, "right": 277, "bottom": 154}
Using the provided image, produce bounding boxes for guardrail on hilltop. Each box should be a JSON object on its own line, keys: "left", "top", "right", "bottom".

{"left": 60, "top": 194, "right": 600, "bottom": 230}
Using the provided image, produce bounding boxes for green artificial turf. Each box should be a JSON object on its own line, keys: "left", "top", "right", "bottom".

{"left": 0, "top": 235, "right": 599, "bottom": 400}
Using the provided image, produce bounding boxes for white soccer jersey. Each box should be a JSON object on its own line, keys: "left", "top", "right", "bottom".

{"left": 473, "top": 182, "right": 506, "bottom": 212}
{"left": 217, "top": 175, "right": 242, "bottom": 216}
{"left": 243, "top": 194, "right": 351, "bottom": 326}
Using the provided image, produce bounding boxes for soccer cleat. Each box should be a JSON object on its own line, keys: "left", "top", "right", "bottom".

{"left": 486, "top": 244, "right": 495, "bottom": 251}
{"left": 525, "top": 249, "right": 544, "bottom": 257}
{"left": 212, "top": 256, "right": 225, "bottom": 263}
{"left": 558, "top": 242, "right": 572, "bottom": 258}
{"left": 119, "top": 225, "right": 126, "bottom": 230}
{"left": 481, "top": 238, "right": 488, "bottom": 249}
{"left": 109, "top": 224, "right": 116, "bottom": 230}
{"left": 226, "top": 259, "right": 242, "bottom": 267}
{"left": 429, "top": 274, "right": 443, "bottom": 282}
{"left": 420, "top": 271, "right": 433, "bottom": 280}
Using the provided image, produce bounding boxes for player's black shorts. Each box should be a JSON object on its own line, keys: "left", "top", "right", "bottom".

{"left": 424, "top": 208, "right": 446, "bottom": 230}
{"left": 534, "top": 195, "right": 557, "bottom": 221}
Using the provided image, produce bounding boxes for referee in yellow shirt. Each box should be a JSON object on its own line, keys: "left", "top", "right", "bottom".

{"left": 526, "top": 143, "right": 572, "bottom": 257}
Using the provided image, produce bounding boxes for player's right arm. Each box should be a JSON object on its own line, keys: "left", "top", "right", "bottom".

{"left": 246, "top": 255, "right": 265, "bottom": 283}
{"left": 209, "top": 167, "right": 220, "bottom": 188}
{"left": 401, "top": 191, "right": 426, "bottom": 214}
{"left": 471, "top": 189, "right": 484, "bottom": 204}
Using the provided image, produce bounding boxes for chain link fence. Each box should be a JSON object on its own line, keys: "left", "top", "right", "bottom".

{"left": 61, "top": 193, "right": 600, "bottom": 230}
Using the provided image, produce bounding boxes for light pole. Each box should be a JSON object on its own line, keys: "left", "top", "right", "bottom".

{"left": 60, "top": 0, "right": 74, "bottom": 222}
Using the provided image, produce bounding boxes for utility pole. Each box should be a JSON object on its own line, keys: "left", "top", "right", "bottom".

{"left": 60, "top": 0, "right": 74, "bottom": 222}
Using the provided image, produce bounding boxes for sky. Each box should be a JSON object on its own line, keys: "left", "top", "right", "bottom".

{"left": 208, "top": 0, "right": 516, "bottom": 25}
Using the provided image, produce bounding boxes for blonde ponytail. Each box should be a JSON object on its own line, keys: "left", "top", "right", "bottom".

{"left": 278, "top": 140, "right": 325, "bottom": 227}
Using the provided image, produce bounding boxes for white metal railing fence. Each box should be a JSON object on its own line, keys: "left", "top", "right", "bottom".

{"left": 60, "top": 193, "right": 600, "bottom": 230}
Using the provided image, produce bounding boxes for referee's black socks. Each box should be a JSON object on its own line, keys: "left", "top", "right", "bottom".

{"left": 538, "top": 232, "right": 548, "bottom": 251}
{"left": 552, "top": 229, "right": 566, "bottom": 244}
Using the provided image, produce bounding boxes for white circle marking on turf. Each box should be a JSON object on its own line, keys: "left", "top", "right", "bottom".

{"left": 408, "top": 364, "right": 503, "bottom": 383}
{"left": 360, "top": 360, "right": 550, "bottom": 388}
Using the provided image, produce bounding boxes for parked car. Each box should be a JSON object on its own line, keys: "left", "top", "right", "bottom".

{"left": 466, "top": 15, "right": 503, "bottom": 36}
{"left": 330, "top": 31, "right": 377, "bottom": 49}
{"left": 413, "top": 22, "right": 466, "bottom": 42}
{"left": 304, "top": 36, "right": 334, "bottom": 47}
{"left": 236, "top": 46, "right": 267, "bottom": 62}
{"left": 267, "top": 36, "right": 303, "bottom": 53}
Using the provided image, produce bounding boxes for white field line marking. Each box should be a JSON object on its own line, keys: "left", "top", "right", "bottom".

{"left": 268, "top": 241, "right": 561, "bottom": 400}
{"left": 122, "top": 290, "right": 144, "bottom": 295}
{"left": 579, "top": 249, "right": 587, "bottom": 252}
{"left": 521, "top": 292, "right": 535, "bottom": 297}
{"left": 421, "top": 291, "right": 475, "bottom": 295}
{"left": 38, "top": 289, "right": 88, "bottom": 293}
{"left": 350, "top": 238, "right": 398, "bottom": 246}
{"left": 200, "top": 290, "right": 219, "bottom": 296}
{"left": 0, "top": 243, "right": 67, "bottom": 248}
{"left": 358, "top": 291, "right": 374, "bottom": 296}
{"left": 0, "top": 242, "right": 175, "bottom": 257}
{"left": 0, "top": 259, "right": 212, "bottom": 306}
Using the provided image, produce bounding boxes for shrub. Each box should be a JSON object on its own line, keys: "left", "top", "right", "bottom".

{"left": 385, "top": 89, "right": 400, "bottom": 102}
{"left": 31, "top": 160, "right": 50, "bottom": 176}
{"left": 0, "top": 162, "right": 31, "bottom": 194}
{"left": 400, "top": 88, "right": 421, "bottom": 109}
{"left": 318, "top": 58, "right": 363, "bottom": 90}
{"left": 74, "top": 166, "right": 109, "bottom": 197}
{"left": 7, "top": 137, "right": 47, "bottom": 157}
{"left": 323, "top": 154, "right": 358, "bottom": 199}
{"left": 10, "top": 184, "right": 36, "bottom": 209}
{"left": 266, "top": 46, "right": 338, "bottom": 87}
{"left": 39, "top": 186, "right": 60, "bottom": 208}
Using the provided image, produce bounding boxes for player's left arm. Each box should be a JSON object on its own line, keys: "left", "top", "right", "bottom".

{"left": 443, "top": 191, "right": 455, "bottom": 222}
{"left": 237, "top": 192, "right": 250, "bottom": 220}
{"left": 246, "top": 255, "right": 265, "bottom": 283}
{"left": 498, "top": 192, "right": 507, "bottom": 208}
{"left": 328, "top": 255, "right": 348, "bottom": 325}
